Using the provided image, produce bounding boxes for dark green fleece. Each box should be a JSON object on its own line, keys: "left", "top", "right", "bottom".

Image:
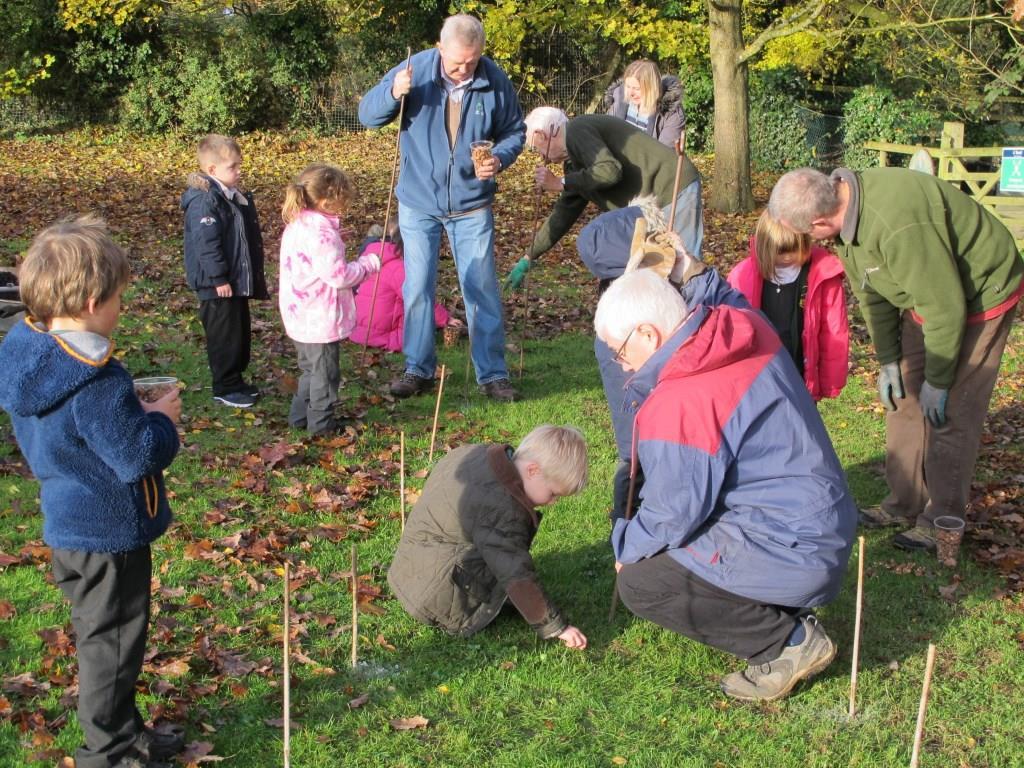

{"left": 529, "top": 114, "right": 698, "bottom": 259}
{"left": 837, "top": 167, "right": 1022, "bottom": 388}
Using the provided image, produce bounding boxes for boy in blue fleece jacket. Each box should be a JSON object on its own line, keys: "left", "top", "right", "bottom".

{"left": 0, "top": 215, "right": 184, "bottom": 768}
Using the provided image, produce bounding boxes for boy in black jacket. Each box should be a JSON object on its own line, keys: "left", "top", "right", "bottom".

{"left": 181, "top": 134, "right": 269, "bottom": 408}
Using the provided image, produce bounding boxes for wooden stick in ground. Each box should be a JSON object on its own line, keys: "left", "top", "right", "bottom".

{"left": 608, "top": 462, "right": 639, "bottom": 621}
{"left": 350, "top": 544, "right": 359, "bottom": 669}
{"left": 282, "top": 562, "right": 291, "bottom": 768}
{"left": 909, "top": 643, "right": 937, "bottom": 768}
{"left": 399, "top": 431, "right": 406, "bottom": 531}
{"left": 849, "top": 535, "right": 866, "bottom": 718}
{"left": 428, "top": 364, "right": 446, "bottom": 463}
{"left": 518, "top": 126, "right": 555, "bottom": 379}
{"left": 361, "top": 46, "right": 412, "bottom": 368}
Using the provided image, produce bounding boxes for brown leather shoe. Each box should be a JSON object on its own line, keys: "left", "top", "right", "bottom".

{"left": 389, "top": 373, "right": 434, "bottom": 398}
{"left": 480, "top": 378, "right": 518, "bottom": 402}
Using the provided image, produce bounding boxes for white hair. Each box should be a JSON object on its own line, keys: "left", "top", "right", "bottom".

{"left": 594, "top": 269, "right": 687, "bottom": 344}
{"left": 439, "top": 14, "right": 485, "bottom": 48}
{"left": 524, "top": 106, "right": 568, "bottom": 138}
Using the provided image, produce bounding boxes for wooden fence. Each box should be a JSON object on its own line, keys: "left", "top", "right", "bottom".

{"left": 864, "top": 122, "right": 1024, "bottom": 251}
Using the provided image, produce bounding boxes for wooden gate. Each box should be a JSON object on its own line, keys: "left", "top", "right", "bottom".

{"left": 864, "top": 122, "right": 1024, "bottom": 250}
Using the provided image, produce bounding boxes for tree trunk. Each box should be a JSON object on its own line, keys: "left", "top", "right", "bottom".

{"left": 706, "top": 0, "right": 755, "bottom": 213}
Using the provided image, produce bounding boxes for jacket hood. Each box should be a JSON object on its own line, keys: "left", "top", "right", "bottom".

{"left": 604, "top": 75, "right": 684, "bottom": 117}
{"left": 576, "top": 206, "right": 643, "bottom": 280}
{"left": 180, "top": 173, "right": 225, "bottom": 210}
{"left": 659, "top": 305, "right": 760, "bottom": 385}
{"left": 0, "top": 320, "right": 112, "bottom": 417}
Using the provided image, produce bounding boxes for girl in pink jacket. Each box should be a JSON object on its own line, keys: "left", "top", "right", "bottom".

{"left": 350, "top": 221, "right": 450, "bottom": 352}
{"left": 279, "top": 164, "right": 380, "bottom": 435}
{"left": 727, "top": 211, "right": 849, "bottom": 401}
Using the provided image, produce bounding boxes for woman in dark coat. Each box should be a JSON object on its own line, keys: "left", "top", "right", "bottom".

{"left": 604, "top": 59, "right": 685, "bottom": 149}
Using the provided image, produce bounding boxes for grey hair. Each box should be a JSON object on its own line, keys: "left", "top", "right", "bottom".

{"left": 440, "top": 14, "right": 485, "bottom": 48}
{"left": 594, "top": 269, "right": 687, "bottom": 344}
{"left": 767, "top": 168, "right": 841, "bottom": 232}
{"left": 524, "top": 106, "right": 569, "bottom": 139}
{"left": 628, "top": 194, "right": 667, "bottom": 232}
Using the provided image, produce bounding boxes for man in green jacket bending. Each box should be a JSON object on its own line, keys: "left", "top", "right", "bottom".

{"left": 769, "top": 167, "right": 1022, "bottom": 552}
{"left": 504, "top": 109, "right": 703, "bottom": 290}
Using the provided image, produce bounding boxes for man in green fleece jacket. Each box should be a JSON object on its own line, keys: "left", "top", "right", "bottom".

{"left": 769, "top": 167, "right": 1023, "bottom": 552}
{"left": 387, "top": 425, "right": 589, "bottom": 648}
{"left": 504, "top": 108, "right": 703, "bottom": 290}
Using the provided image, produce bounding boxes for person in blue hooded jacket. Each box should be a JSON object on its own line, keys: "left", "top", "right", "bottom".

{"left": 0, "top": 215, "right": 184, "bottom": 767}
{"left": 575, "top": 202, "right": 747, "bottom": 519}
{"left": 595, "top": 269, "right": 856, "bottom": 702}
{"left": 358, "top": 14, "right": 525, "bottom": 403}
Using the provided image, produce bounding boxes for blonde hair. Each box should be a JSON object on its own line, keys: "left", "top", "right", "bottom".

{"left": 514, "top": 425, "right": 588, "bottom": 496}
{"left": 19, "top": 214, "right": 130, "bottom": 322}
{"left": 197, "top": 134, "right": 241, "bottom": 168}
{"left": 623, "top": 60, "right": 662, "bottom": 115}
{"left": 753, "top": 210, "right": 811, "bottom": 281}
{"left": 281, "top": 164, "right": 355, "bottom": 223}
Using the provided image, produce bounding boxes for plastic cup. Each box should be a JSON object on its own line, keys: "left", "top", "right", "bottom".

{"left": 934, "top": 516, "right": 965, "bottom": 566}
{"left": 470, "top": 140, "right": 494, "bottom": 174}
{"left": 134, "top": 376, "right": 179, "bottom": 403}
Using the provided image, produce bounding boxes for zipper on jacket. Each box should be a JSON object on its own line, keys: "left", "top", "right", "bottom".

{"left": 861, "top": 266, "right": 879, "bottom": 291}
{"left": 447, "top": 89, "right": 471, "bottom": 216}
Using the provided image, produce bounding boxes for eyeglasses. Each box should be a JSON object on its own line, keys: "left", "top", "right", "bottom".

{"left": 614, "top": 327, "right": 637, "bottom": 364}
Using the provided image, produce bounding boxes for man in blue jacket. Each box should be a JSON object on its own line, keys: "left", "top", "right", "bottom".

{"left": 359, "top": 14, "right": 525, "bottom": 402}
{"left": 595, "top": 269, "right": 857, "bottom": 702}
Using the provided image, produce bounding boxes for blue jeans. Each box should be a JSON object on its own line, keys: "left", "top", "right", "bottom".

{"left": 661, "top": 178, "right": 704, "bottom": 261}
{"left": 399, "top": 202, "right": 508, "bottom": 384}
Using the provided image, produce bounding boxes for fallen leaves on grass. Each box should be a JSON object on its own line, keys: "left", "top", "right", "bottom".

{"left": 389, "top": 715, "right": 429, "bottom": 731}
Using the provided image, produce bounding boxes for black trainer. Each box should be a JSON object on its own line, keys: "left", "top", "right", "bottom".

{"left": 389, "top": 373, "right": 434, "bottom": 398}
{"left": 213, "top": 392, "right": 256, "bottom": 408}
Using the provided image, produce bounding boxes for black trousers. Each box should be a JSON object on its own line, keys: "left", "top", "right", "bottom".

{"left": 51, "top": 546, "right": 152, "bottom": 768}
{"left": 198, "top": 296, "right": 251, "bottom": 396}
{"left": 617, "top": 553, "right": 804, "bottom": 664}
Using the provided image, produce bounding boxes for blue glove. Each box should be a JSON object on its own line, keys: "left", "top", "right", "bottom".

{"left": 877, "top": 361, "right": 904, "bottom": 411}
{"left": 919, "top": 381, "right": 948, "bottom": 427}
{"left": 504, "top": 256, "right": 531, "bottom": 292}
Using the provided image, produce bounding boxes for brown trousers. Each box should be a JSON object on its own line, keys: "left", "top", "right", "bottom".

{"left": 881, "top": 309, "right": 1015, "bottom": 527}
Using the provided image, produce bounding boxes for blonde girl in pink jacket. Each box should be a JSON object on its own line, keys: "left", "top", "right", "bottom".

{"left": 279, "top": 164, "right": 380, "bottom": 435}
{"left": 727, "top": 211, "right": 849, "bottom": 401}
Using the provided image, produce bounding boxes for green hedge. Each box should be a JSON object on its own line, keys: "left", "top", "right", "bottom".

{"left": 841, "top": 86, "right": 939, "bottom": 169}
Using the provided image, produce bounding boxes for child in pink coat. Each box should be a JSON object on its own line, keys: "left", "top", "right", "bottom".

{"left": 350, "top": 221, "right": 449, "bottom": 353}
{"left": 279, "top": 163, "right": 380, "bottom": 435}
{"left": 727, "top": 211, "right": 849, "bottom": 401}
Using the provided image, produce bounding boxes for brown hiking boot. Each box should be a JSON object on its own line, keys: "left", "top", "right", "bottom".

{"left": 720, "top": 616, "right": 837, "bottom": 702}
{"left": 389, "top": 372, "right": 434, "bottom": 398}
{"left": 859, "top": 505, "right": 913, "bottom": 529}
{"left": 480, "top": 378, "right": 518, "bottom": 402}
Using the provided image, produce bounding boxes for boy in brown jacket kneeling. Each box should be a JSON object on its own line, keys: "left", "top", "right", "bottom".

{"left": 388, "top": 425, "right": 589, "bottom": 649}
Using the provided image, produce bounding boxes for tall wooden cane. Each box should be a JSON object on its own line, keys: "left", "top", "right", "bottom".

{"left": 282, "top": 562, "right": 291, "bottom": 768}
{"left": 849, "top": 536, "right": 866, "bottom": 717}
{"left": 667, "top": 135, "right": 685, "bottom": 235}
{"left": 909, "top": 644, "right": 937, "bottom": 768}
{"left": 361, "top": 47, "right": 412, "bottom": 368}
{"left": 608, "top": 457, "right": 639, "bottom": 621}
{"left": 518, "top": 126, "right": 555, "bottom": 379}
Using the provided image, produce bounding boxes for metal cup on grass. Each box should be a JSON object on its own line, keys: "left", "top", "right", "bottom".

{"left": 934, "top": 516, "right": 965, "bottom": 567}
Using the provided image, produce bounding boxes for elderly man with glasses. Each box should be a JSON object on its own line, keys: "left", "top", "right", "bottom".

{"left": 595, "top": 269, "right": 857, "bottom": 702}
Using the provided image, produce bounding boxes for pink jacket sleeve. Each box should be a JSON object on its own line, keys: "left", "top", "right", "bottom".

{"left": 815, "top": 273, "right": 850, "bottom": 399}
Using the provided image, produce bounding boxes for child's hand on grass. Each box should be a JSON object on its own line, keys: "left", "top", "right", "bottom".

{"left": 142, "top": 389, "right": 182, "bottom": 424}
{"left": 557, "top": 625, "right": 587, "bottom": 650}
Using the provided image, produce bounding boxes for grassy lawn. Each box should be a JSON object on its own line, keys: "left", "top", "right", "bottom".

{"left": 1, "top": 130, "right": 1023, "bottom": 767}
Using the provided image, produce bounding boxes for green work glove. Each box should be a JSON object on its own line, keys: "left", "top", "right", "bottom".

{"left": 505, "top": 256, "right": 531, "bottom": 292}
